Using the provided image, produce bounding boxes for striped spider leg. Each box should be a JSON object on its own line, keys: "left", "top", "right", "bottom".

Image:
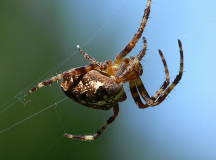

{"left": 28, "top": 0, "right": 184, "bottom": 140}
{"left": 64, "top": 36, "right": 147, "bottom": 140}
{"left": 130, "top": 40, "right": 184, "bottom": 108}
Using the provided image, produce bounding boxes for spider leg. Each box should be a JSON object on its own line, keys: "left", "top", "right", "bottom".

{"left": 135, "top": 77, "right": 150, "bottom": 100}
{"left": 115, "top": 0, "right": 151, "bottom": 64}
{"left": 62, "top": 64, "right": 98, "bottom": 77}
{"left": 115, "top": 58, "right": 131, "bottom": 78}
{"left": 150, "top": 49, "right": 170, "bottom": 101}
{"left": 130, "top": 40, "right": 183, "bottom": 108}
{"left": 137, "top": 37, "right": 147, "bottom": 61}
{"left": 77, "top": 45, "right": 102, "bottom": 67}
{"left": 115, "top": 37, "right": 147, "bottom": 84}
{"left": 28, "top": 64, "right": 99, "bottom": 94}
{"left": 28, "top": 74, "right": 63, "bottom": 94}
{"left": 130, "top": 80, "right": 149, "bottom": 108}
{"left": 64, "top": 104, "right": 119, "bottom": 140}
{"left": 151, "top": 39, "right": 183, "bottom": 106}
{"left": 77, "top": 45, "right": 114, "bottom": 71}
{"left": 119, "top": 91, "right": 127, "bottom": 102}
{"left": 131, "top": 76, "right": 168, "bottom": 108}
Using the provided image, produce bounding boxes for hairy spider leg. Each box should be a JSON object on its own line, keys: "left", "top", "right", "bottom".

{"left": 136, "top": 48, "right": 170, "bottom": 103}
{"left": 115, "top": 37, "right": 147, "bottom": 84}
{"left": 129, "top": 80, "right": 149, "bottom": 108}
{"left": 64, "top": 104, "right": 119, "bottom": 140}
{"left": 77, "top": 45, "right": 102, "bottom": 67}
{"left": 28, "top": 64, "right": 100, "bottom": 94}
{"left": 130, "top": 40, "right": 183, "bottom": 108}
{"left": 77, "top": 45, "right": 116, "bottom": 72}
{"left": 115, "top": 0, "right": 151, "bottom": 65}
{"left": 28, "top": 74, "right": 63, "bottom": 94}
{"left": 115, "top": 58, "right": 131, "bottom": 78}
{"left": 150, "top": 50, "right": 170, "bottom": 100}
{"left": 151, "top": 39, "right": 183, "bottom": 106}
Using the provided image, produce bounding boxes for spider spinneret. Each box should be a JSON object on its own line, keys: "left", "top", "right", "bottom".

{"left": 28, "top": 0, "right": 184, "bottom": 140}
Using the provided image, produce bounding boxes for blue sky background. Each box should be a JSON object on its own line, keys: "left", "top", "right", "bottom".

{"left": 1, "top": 0, "right": 216, "bottom": 159}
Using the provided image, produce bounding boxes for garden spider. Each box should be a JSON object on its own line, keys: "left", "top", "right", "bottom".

{"left": 28, "top": 0, "right": 184, "bottom": 140}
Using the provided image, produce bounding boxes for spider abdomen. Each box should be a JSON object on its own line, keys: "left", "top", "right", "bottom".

{"left": 61, "top": 70, "right": 124, "bottom": 110}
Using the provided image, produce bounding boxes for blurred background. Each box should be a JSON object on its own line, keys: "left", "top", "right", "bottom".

{"left": 1, "top": 0, "right": 216, "bottom": 159}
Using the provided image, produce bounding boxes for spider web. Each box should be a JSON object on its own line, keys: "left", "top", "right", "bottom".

{"left": 0, "top": 0, "right": 133, "bottom": 159}
{"left": 1, "top": 0, "right": 216, "bottom": 159}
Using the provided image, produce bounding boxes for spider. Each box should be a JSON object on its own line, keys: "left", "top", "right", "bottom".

{"left": 28, "top": 0, "right": 183, "bottom": 140}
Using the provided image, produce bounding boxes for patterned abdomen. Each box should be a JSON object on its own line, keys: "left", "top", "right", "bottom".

{"left": 61, "top": 70, "right": 124, "bottom": 110}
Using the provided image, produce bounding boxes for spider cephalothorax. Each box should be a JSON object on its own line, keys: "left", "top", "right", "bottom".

{"left": 28, "top": 0, "right": 184, "bottom": 140}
